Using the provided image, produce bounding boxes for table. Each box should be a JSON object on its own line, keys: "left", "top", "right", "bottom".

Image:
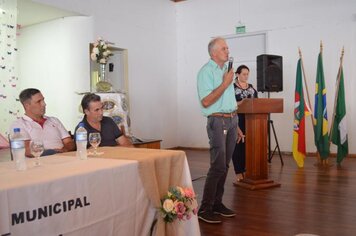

{"left": 0, "top": 148, "right": 11, "bottom": 162}
{"left": 0, "top": 148, "right": 200, "bottom": 236}
{"left": 133, "top": 139, "right": 162, "bottom": 149}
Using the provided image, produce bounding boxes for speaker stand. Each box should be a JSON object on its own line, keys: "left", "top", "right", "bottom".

{"left": 267, "top": 92, "right": 283, "bottom": 165}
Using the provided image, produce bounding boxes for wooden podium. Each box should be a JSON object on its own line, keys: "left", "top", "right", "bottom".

{"left": 235, "top": 98, "right": 283, "bottom": 190}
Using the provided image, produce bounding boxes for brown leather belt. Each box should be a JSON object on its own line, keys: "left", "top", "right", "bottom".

{"left": 209, "top": 111, "right": 237, "bottom": 118}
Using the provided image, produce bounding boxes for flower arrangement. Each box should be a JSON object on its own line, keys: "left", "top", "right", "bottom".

{"left": 90, "top": 37, "right": 113, "bottom": 64}
{"left": 160, "top": 186, "right": 198, "bottom": 223}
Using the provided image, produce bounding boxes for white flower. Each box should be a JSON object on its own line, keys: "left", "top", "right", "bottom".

{"left": 160, "top": 186, "right": 198, "bottom": 223}
{"left": 163, "top": 199, "right": 174, "bottom": 213}
{"left": 90, "top": 53, "right": 97, "bottom": 61}
{"left": 91, "top": 37, "right": 113, "bottom": 63}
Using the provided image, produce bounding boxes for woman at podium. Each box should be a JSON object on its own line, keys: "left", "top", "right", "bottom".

{"left": 232, "top": 65, "right": 258, "bottom": 185}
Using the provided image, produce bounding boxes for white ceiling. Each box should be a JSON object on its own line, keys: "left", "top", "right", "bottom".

{"left": 17, "top": 0, "right": 81, "bottom": 27}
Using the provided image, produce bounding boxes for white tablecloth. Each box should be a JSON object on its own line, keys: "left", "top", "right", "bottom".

{"left": 0, "top": 154, "right": 200, "bottom": 236}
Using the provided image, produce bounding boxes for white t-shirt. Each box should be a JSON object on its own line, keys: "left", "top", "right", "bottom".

{"left": 9, "top": 115, "right": 70, "bottom": 150}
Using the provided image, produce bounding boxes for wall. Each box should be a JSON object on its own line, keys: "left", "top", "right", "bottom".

{"left": 35, "top": 0, "right": 178, "bottom": 148}
{"left": 22, "top": 0, "right": 356, "bottom": 153}
{"left": 175, "top": 0, "right": 356, "bottom": 154}
{"left": 0, "top": 0, "right": 21, "bottom": 136}
{"left": 17, "top": 16, "right": 93, "bottom": 132}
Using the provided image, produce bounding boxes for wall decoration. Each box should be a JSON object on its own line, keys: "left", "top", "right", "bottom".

{"left": 0, "top": 0, "right": 21, "bottom": 136}
{"left": 96, "top": 92, "right": 131, "bottom": 137}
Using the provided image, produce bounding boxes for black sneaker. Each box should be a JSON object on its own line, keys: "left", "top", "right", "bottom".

{"left": 198, "top": 210, "right": 222, "bottom": 224}
{"left": 213, "top": 203, "right": 236, "bottom": 217}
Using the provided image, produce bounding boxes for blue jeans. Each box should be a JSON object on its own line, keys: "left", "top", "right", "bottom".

{"left": 200, "top": 116, "right": 238, "bottom": 211}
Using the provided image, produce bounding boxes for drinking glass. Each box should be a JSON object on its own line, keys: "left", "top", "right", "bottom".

{"left": 30, "top": 140, "right": 44, "bottom": 166}
{"left": 89, "top": 132, "right": 101, "bottom": 156}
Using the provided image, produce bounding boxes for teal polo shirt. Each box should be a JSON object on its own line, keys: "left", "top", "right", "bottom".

{"left": 197, "top": 59, "right": 237, "bottom": 117}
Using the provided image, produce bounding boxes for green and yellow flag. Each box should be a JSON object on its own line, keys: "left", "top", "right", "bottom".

{"left": 331, "top": 65, "right": 348, "bottom": 164}
{"left": 313, "top": 52, "right": 330, "bottom": 159}
{"left": 293, "top": 59, "right": 310, "bottom": 167}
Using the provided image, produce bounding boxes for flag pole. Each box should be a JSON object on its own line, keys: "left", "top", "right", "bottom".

{"left": 298, "top": 48, "right": 314, "bottom": 128}
{"left": 319, "top": 41, "right": 331, "bottom": 166}
{"left": 298, "top": 47, "right": 319, "bottom": 163}
{"left": 313, "top": 41, "right": 329, "bottom": 165}
{"left": 319, "top": 41, "right": 324, "bottom": 165}
{"left": 329, "top": 47, "right": 345, "bottom": 141}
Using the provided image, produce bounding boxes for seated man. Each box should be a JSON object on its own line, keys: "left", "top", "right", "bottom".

{"left": 75, "top": 93, "right": 133, "bottom": 147}
{"left": 10, "top": 88, "right": 75, "bottom": 157}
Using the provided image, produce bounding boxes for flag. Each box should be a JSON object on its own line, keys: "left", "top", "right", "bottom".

{"left": 293, "top": 59, "right": 310, "bottom": 167}
{"left": 331, "top": 66, "right": 348, "bottom": 163}
{"left": 313, "top": 53, "right": 330, "bottom": 159}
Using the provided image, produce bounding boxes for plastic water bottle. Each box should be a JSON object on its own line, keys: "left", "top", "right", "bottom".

{"left": 10, "top": 128, "right": 27, "bottom": 171}
{"left": 76, "top": 123, "right": 88, "bottom": 160}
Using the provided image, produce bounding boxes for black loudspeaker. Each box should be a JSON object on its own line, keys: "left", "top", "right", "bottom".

{"left": 256, "top": 54, "right": 283, "bottom": 92}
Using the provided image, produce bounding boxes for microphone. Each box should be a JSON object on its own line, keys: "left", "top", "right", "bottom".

{"left": 228, "top": 57, "right": 234, "bottom": 72}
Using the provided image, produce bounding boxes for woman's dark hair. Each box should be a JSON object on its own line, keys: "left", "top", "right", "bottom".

{"left": 235, "top": 65, "right": 250, "bottom": 74}
{"left": 81, "top": 93, "right": 101, "bottom": 111}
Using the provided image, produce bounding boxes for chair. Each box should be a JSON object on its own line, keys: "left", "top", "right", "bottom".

{"left": 7, "top": 134, "right": 13, "bottom": 161}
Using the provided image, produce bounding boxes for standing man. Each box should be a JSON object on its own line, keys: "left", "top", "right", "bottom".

{"left": 10, "top": 88, "right": 75, "bottom": 157}
{"left": 197, "top": 37, "right": 239, "bottom": 224}
{"left": 75, "top": 93, "right": 133, "bottom": 147}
